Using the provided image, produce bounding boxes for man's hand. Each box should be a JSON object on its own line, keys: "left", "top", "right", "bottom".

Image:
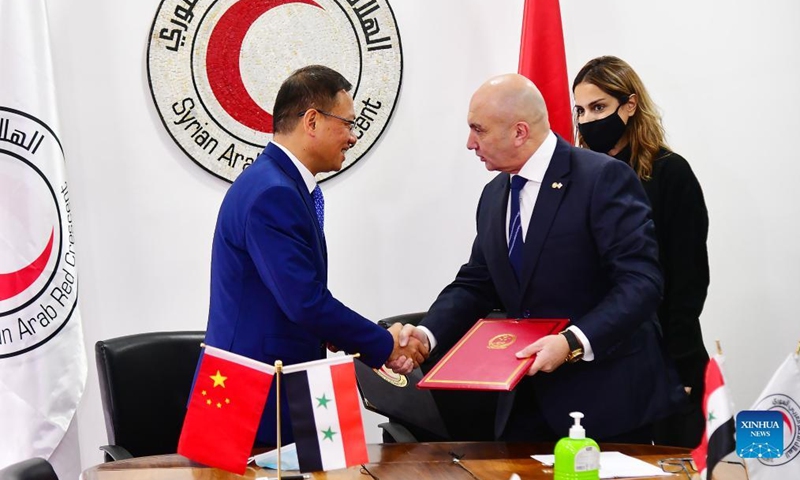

{"left": 515, "top": 334, "right": 570, "bottom": 376}
{"left": 385, "top": 323, "right": 430, "bottom": 374}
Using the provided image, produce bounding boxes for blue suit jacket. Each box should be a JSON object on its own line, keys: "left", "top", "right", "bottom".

{"left": 205, "top": 143, "right": 393, "bottom": 445}
{"left": 422, "top": 136, "right": 684, "bottom": 440}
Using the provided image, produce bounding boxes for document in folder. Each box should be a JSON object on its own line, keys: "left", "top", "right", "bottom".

{"left": 417, "top": 318, "right": 569, "bottom": 391}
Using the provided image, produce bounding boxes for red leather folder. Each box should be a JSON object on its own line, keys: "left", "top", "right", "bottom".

{"left": 417, "top": 318, "right": 569, "bottom": 391}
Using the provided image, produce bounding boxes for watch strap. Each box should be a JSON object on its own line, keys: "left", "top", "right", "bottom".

{"left": 560, "top": 329, "right": 584, "bottom": 363}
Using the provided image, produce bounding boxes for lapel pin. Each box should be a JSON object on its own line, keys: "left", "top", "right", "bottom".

{"left": 551, "top": 182, "right": 563, "bottom": 189}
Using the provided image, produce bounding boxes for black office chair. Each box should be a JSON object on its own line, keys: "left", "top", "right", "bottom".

{"left": 356, "top": 312, "right": 498, "bottom": 442}
{"left": 95, "top": 331, "right": 205, "bottom": 461}
{"left": 0, "top": 458, "right": 58, "bottom": 480}
{"left": 356, "top": 361, "right": 447, "bottom": 442}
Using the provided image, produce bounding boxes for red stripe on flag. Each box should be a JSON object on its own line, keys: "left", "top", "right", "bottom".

{"left": 692, "top": 435, "right": 708, "bottom": 476}
{"left": 331, "top": 361, "right": 368, "bottom": 467}
{"left": 518, "top": 0, "right": 573, "bottom": 143}
{"left": 691, "top": 356, "right": 734, "bottom": 479}
{"left": 705, "top": 357, "right": 724, "bottom": 394}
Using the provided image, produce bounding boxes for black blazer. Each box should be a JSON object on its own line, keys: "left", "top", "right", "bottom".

{"left": 620, "top": 147, "right": 710, "bottom": 395}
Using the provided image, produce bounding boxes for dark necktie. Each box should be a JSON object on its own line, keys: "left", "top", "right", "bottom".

{"left": 312, "top": 185, "right": 324, "bottom": 232}
{"left": 508, "top": 175, "right": 528, "bottom": 281}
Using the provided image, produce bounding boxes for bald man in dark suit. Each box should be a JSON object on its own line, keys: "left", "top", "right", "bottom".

{"left": 393, "top": 74, "right": 684, "bottom": 443}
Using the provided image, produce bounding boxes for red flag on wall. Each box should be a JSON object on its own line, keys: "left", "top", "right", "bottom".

{"left": 518, "top": 0, "right": 574, "bottom": 143}
{"left": 177, "top": 346, "right": 274, "bottom": 474}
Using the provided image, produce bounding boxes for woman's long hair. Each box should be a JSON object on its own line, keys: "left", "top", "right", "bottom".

{"left": 572, "top": 56, "right": 668, "bottom": 179}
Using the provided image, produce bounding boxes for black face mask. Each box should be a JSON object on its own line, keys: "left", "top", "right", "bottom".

{"left": 578, "top": 105, "right": 627, "bottom": 154}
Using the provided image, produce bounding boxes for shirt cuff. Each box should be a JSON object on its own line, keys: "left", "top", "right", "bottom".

{"left": 416, "top": 326, "right": 437, "bottom": 351}
{"left": 567, "top": 325, "right": 594, "bottom": 361}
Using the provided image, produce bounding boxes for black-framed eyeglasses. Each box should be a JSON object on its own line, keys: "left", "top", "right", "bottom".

{"left": 298, "top": 109, "right": 356, "bottom": 132}
{"left": 658, "top": 457, "right": 696, "bottom": 479}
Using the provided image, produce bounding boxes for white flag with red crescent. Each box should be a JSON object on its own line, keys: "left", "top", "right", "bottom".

{"left": 746, "top": 352, "right": 800, "bottom": 480}
{"left": 0, "top": 0, "right": 87, "bottom": 471}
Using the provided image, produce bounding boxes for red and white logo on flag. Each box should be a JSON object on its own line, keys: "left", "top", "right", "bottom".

{"left": 0, "top": 0, "right": 87, "bottom": 471}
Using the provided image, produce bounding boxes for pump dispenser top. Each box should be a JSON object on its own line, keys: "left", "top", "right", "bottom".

{"left": 569, "top": 412, "right": 586, "bottom": 439}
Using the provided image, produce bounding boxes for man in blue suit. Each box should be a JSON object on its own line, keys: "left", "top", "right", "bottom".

{"left": 205, "top": 65, "right": 427, "bottom": 447}
{"left": 394, "top": 74, "right": 683, "bottom": 442}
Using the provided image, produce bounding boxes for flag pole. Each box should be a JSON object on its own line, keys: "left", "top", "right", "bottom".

{"left": 275, "top": 359, "right": 283, "bottom": 479}
{"left": 795, "top": 340, "right": 800, "bottom": 356}
{"left": 715, "top": 340, "right": 723, "bottom": 355}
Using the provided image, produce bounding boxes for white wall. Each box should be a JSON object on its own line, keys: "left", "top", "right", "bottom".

{"left": 41, "top": 0, "right": 800, "bottom": 469}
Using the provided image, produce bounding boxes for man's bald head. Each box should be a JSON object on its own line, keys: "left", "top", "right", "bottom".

{"left": 472, "top": 74, "right": 550, "bottom": 134}
{"left": 466, "top": 74, "right": 552, "bottom": 174}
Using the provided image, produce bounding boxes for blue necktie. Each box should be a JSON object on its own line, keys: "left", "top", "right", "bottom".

{"left": 508, "top": 175, "right": 528, "bottom": 281}
{"left": 312, "top": 185, "right": 324, "bottom": 232}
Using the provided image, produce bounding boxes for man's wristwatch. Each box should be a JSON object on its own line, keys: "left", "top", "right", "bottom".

{"left": 560, "top": 330, "right": 584, "bottom": 363}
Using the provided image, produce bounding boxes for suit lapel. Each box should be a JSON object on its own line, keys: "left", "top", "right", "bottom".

{"left": 265, "top": 143, "right": 328, "bottom": 264}
{"left": 519, "top": 138, "right": 572, "bottom": 294}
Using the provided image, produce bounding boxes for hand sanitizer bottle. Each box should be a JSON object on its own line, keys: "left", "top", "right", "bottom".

{"left": 554, "top": 412, "right": 600, "bottom": 480}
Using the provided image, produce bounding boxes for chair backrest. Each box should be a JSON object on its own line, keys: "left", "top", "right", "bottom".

{"left": 356, "top": 312, "right": 451, "bottom": 441}
{"left": 379, "top": 312, "right": 426, "bottom": 327}
{"left": 355, "top": 357, "right": 450, "bottom": 441}
{"left": 0, "top": 458, "right": 58, "bottom": 480}
{"left": 95, "top": 331, "right": 205, "bottom": 458}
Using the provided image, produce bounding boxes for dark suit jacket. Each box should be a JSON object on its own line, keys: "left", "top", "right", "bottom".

{"left": 205, "top": 142, "right": 393, "bottom": 445}
{"left": 422, "top": 136, "right": 684, "bottom": 440}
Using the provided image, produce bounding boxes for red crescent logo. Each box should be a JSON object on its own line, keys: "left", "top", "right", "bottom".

{"left": 0, "top": 227, "right": 54, "bottom": 301}
{"left": 206, "top": 0, "right": 322, "bottom": 133}
{"left": 782, "top": 410, "right": 794, "bottom": 436}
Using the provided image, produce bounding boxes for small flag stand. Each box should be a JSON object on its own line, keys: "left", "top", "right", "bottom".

{"left": 275, "top": 359, "right": 283, "bottom": 479}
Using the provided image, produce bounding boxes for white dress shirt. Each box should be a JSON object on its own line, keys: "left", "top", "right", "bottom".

{"left": 420, "top": 131, "right": 594, "bottom": 361}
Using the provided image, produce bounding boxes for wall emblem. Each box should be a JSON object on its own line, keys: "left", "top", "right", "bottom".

{"left": 147, "top": 0, "right": 403, "bottom": 183}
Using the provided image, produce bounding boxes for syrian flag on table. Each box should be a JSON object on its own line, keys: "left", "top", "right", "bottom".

{"left": 745, "top": 351, "right": 800, "bottom": 480}
{"left": 178, "top": 345, "right": 274, "bottom": 475}
{"left": 518, "top": 0, "right": 573, "bottom": 143}
{"left": 283, "top": 355, "right": 369, "bottom": 473}
{"left": 692, "top": 354, "right": 736, "bottom": 480}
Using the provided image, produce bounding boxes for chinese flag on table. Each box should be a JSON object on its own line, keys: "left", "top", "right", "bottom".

{"left": 177, "top": 345, "right": 274, "bottom": 474}
{"left": 283, "top": 356, "right": 369, "bottom": 473}
{"left": 518, "top": 0, "right": 574, "bottom": 143}
{"left": 691, "top": 354, "right": 736, "bottom": 480}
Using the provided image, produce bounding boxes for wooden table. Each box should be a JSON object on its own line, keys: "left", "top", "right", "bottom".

{"left": 81, "top": 442, "right": 748, "bottom": 479}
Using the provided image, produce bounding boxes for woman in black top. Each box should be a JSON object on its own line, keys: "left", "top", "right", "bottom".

{"left": 572, "top": 56, "right": 710, "bottom": 448}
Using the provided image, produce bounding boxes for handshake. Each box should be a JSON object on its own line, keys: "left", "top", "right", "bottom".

{"left": 385, "top": 323, "right": 430, "bottom": 375}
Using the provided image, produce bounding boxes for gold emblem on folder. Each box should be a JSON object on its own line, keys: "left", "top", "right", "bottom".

{"left": 374, "top": 365, "right": 408, "bottom": 387}
{"left": 487, "top": 334, "right": 517, "bottom": 349}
